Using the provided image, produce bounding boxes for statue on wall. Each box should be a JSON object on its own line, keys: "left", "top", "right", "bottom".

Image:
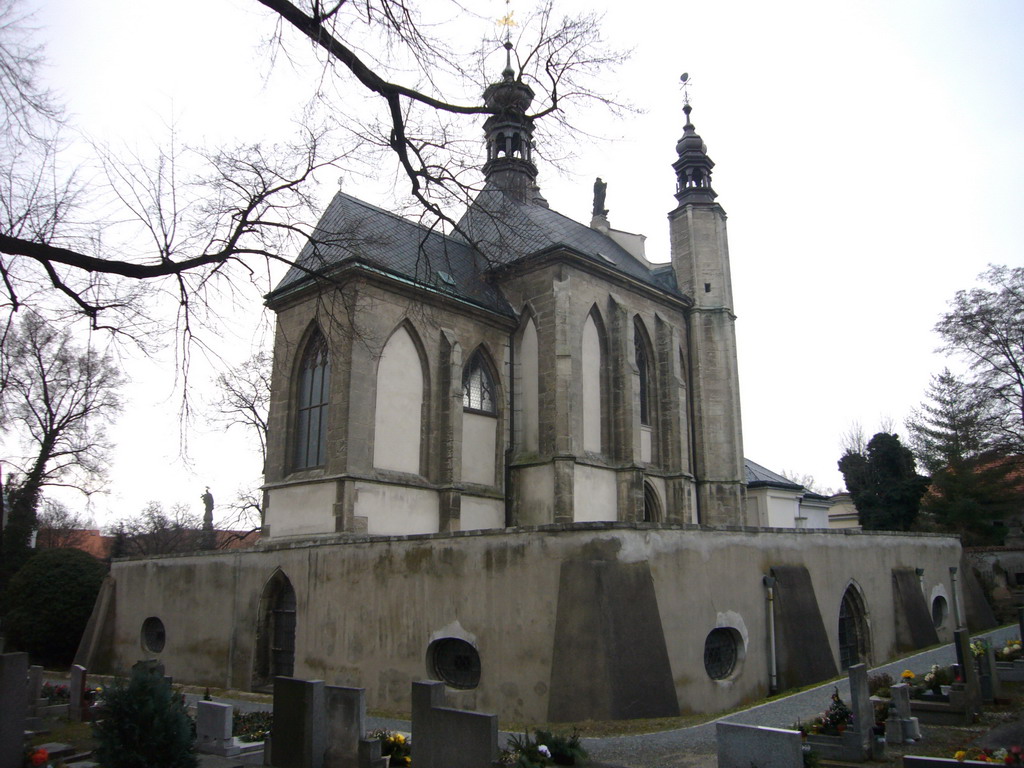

{"left": 593, "top": 177, "right": 608, "bottom": 217}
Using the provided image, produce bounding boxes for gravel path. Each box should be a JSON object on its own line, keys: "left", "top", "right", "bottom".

{"left": 582, "top": 625, "right": 1018, "bottom": 768}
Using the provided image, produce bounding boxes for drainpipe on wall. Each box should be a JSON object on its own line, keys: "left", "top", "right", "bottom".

{"left": 916, "top": 567, "right": 926, "bottom": 598}
{"left": 504, "top": 331, "right": 516, "bottom": 528}
{"left": 763, "top": 575, "right": 778, "bottom": 695}
{"left": 949, "top": 566, "right": 963, "bottom": 630}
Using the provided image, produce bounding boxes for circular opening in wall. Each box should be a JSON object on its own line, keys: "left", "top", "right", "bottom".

{"left": 141, "top": 616, "right": 166, "bottom": 653}
{"left": 427, "top": 637, "right": 481, "bottom": 689}
{"left": 932, "top": 595, "right": 949, "bottom": 629}
{"left": 704, "top": 627, "right": 742, "bottom": 680}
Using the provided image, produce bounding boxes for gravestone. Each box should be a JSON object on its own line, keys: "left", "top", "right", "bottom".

{"left": 26, "top": 665, "right": 43, "bottom": 711}
{"left": 272, "top": 677, "right": 325, "bottom": 768}
{"left": 980, "top": 645, "right": 1003, "bottom": 703}
{"left": 716, "top": 723, "right": 802, "bottom": 768}
{"left": 357, "top": 738, "right": 387, "bottom": 768}
{"left": 69, "top": 664, "right": 87, "bottom": 721}
{"left": 1018, "top": 607, "right": 1024, "bottom": 641}
{"left": 890, "top": 684, "right": 921, "bottom": 741}
{"left": 196, "top": 700, "right": 240, "bottom": 757}
{"left": 411, "top": 681, "right": 498, "bottom": 768}
{"left": 323, "top": 685, "right": 365, "bottom": 768}
{"left": 848, "top": 664, "right": 874, "bottom": 753}
{"left": 0, "top": 653, "right": 29, "bottom": 768}
{"left": 954, "top": 629, "right": 983, "bottom": 720}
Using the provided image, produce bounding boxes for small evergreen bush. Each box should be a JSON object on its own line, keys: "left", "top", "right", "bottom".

{"left": 3, "top": 547, "right": 107, "bottom": 665}
{"left": 92, "top": 667, "right": 198, "bottom": 768}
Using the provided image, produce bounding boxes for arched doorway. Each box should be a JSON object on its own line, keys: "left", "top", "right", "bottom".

{"left": 253, "top": 571, "right": 297, "bottom": 690}
{"left": 838, "top": 584, "right": 870, "bottom": 670}
{"left": 642, "top": 481, "right": 662, "bottom": 523}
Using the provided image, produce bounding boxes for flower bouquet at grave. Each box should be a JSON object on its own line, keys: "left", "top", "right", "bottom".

{"left": 953, "top": 745, "right": 1024, "bottom": 763}
{"left": 232, "top": 711, "right": 273, "bottom": 743}
{"left": 370, "top": 729, "right": 411, "bottom": 767}
{"left": 999, "top": 638, "right": 1023, "bottom": 662}
{"left": 500, "top": 729, "right": 587, "bottom": 767}
{"left": 913, "top": 664, "right": 954, "bottom": 699}
{"left": 821, "top": 688, "right": 853, "bottom": 734}
{"left": 41, "top": 682, "right": 70, "bottom": 704}
{"left": 971, "top": 639, "right": 991, "bottom": 659}
{"left": 23, "top": 746, "right": 49, "bottom": 767}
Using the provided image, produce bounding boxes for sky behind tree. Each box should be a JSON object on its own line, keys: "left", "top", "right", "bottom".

{"left": 21, "top": 0, "right": 1024, "bottom": 521}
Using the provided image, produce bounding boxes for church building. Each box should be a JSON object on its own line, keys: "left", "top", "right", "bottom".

{"left": 83, "top": 63, "right": 981, "bottom": 724}
{"left": 262, "top": 59, "right": 746, "bottom": 538}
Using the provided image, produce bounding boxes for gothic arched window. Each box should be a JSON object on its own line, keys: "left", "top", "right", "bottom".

{"left": 294, "top": 330, "right": 330, "bottom": 469}
{"left": 838, "top": 585, "right": 871, "bottom": 670}
{"left": 635, "top": 325, "right": 652, "bottom": 427}
{"left": 463, "top": 352, "right": 496, "bottom": 415}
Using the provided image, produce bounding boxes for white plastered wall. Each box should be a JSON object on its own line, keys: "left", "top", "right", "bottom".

{"left": 267, "top": 482, "right": 335, "bottom": 537}
{"left": 355, "top": 481, "right": 438, "bottom": 535}
{"left": 518, "top": 464, "right": 554, "bottom": 525}
{"left": 373, "top": 327, "right": 423, "bottom": 474}
{"left": 461, "top": 496, "right": 504, "bottom": 531}
{"left": 573, "top": 464, "right": 617, "bottom": 522}
{"left": 462, "top": 412, "right": 497, "bottom": 486}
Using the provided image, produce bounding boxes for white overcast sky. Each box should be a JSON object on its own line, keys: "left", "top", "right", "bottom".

{"left": 22, "top": 0, "right": 1024, "bottom": 524}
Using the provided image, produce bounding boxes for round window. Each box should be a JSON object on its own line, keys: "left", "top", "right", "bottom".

{"left": 428, "top": 638, "right": 481, "bottom": 689}
{"left": 141, "top": 617, "right": 166, "bottom": 653}
{"left": 704, "top": 627, "right": 740, "bottom": 680}
{"left": 931, "top": 596, "right": 948, "bottom": 629}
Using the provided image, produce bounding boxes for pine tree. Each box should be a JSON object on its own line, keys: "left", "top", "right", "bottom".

{"left": 838, "top": 432, "right": 929, "bottom": 531}
{"left": 906, "top": 369, "right": 1021, "bottom": 544}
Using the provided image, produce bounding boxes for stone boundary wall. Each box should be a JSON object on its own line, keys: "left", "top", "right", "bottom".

{"left": 96, "top": 524, "right": 962, "bottom": 722}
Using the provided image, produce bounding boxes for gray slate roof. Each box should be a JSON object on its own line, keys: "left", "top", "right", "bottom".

{"left": 270, "top": 185, "right": 683, "bottom": 309}
{"left": 744, "top": 459, "right": 804, "bottom": 490}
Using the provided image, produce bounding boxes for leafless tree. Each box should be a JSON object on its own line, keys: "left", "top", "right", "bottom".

{"left": 34, "top": 498, "right": 94, "bottom": 550}
{"left": 107, "top": 502, "right": 203, "bottom": 557}
{"left": 0, "top": 0, "right": 627, "bottom": 356}
{"left": 211, "top": 351, "right": 272, "bottom": 467}
{"left": 0, "top": 312, "right": 122, "bottom": 567}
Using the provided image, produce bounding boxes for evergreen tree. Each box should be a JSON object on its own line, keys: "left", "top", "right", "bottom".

{"left": 906, "top": 369, "right": 1020, "bottom": 544}
{"left": 838, "top": 432, "right": 929, "bottom": 531}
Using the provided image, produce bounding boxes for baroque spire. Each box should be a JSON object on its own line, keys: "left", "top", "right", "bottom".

{"left": 482, "top": 41, "right": 538, "bottom": 202}
{"left": 672, "top": 102, "right": 717, "bottom": 204}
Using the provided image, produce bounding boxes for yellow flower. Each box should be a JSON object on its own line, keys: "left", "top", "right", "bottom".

{"left": 954, "top": 751, "right": 967, "bottom": 761}
{"left": 901, "top": 670, "right": 915, "bottom": 680}
{"left": 393, "top": 734, "right": 406, "bottom": 744}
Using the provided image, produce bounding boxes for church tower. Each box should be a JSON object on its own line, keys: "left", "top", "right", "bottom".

{"left": 668, "top": 103, "right": 748, "bottom": 525}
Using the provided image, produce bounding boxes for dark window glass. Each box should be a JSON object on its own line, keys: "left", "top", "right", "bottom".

{"left": 295, "top": 332, "right": 330, "bottom": 468}
{"left": 462, "top": 354, "right": 496, "bottom": 414}
{"left": 141, "top": 616, "right": 166, "bottom": 653}
{"left": 704, "top": 628, "right": 738, "bottom": 680}
{"left": 271, "top": 583, "right": 297, "bottom": 679}
{"left": 430, "top": 638, "right": 481, "bottom": 689}
{"left": 838, "top": 588, "right": 868, "bottom": 670}
{"left": 635, "top": 326, "right": 650, "bottom": 426}
{"left": 931, "top": 596, "right": 948, "bottom": 628}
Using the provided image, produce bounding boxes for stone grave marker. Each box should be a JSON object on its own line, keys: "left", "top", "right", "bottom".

{"left": 69, "top": 664, "right": 87, "bottom": 722}
{"left": 955, "top": 629, "right": 983, "bottom": 720}
{"left": 981, "top": 645, "right": 1003, "bottom": 703}
{"left": 0, "top": 653, "right": 29, "bottom": 768}
{"left": 196, "top": 700, "right": 240, "bottom": 757}
{"left": 890, "top": 684, "right": 921, "bottom": 741}
{"left": 848, "top": 663, "right": 874, "bottom": 753}
{"left": 411, "top": 681, "right": 497, "bottom": 768}
{"left": 272, "top": 677, "right": 325, "bottom": 768}
{"left": 323, "top": 685, "right": 365, "bottom": 768}
{"left": 716, "top": 722, "right": 802, "bottom": 768}
{"left": 26, "top": 665, "right": 43, "bottom": 711}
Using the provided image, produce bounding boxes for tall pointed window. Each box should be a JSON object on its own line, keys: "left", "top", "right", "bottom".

{"left": 635, "top": 325, "right": 651, "bottom": 427}
{"left": 294, "top": 331, "right": 330, "bottom": 469}
{"left": 463, "top": 352, "right": 496, "bottom": 414}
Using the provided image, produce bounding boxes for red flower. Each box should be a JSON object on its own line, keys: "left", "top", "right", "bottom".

{"left": 30, "top": 748, "right": 48, "bottom": 766}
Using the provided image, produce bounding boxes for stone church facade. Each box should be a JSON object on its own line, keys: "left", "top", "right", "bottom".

{"left": 82, "top": 66, "right": 989, "bottom": 723}
{"left": 262, "top": 69, "right": 744, "bottom": 540}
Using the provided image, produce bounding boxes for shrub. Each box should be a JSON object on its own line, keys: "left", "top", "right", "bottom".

{"left": 92, "top": 666, "right": 198, "bottom": 768}
{"left": 868, "top": 672, "right": 893, "bottom": 697}
{"left": 3, "top": 547, "right": 107, "bottom": 666}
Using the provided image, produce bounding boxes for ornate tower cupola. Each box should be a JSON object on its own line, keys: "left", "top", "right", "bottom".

{"left": 672, "top": 104, "right": 717, "bottom": 203}
{"left": 482, "top": 41, "right": 538, "bottom": 201}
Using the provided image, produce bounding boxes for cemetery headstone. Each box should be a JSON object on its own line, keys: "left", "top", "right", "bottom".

{"left": 323, "top": 685, "right": 365, "bottom": 768}
{"left": 411, "top": 681, "right": 498, "bottom": 768}
{"left": 848, "top": 663, "right": 874, "bottom": 752}
{"left": 716, "top": 723, "right": 802, "bottom": 768}
{"left": 69, "top": 664, "right": 86, "bottom": 722}
{"left": 272, "top": 677, "right": 325, "bottom": 768}
{"left": 885, "top": 710, "right": 904, "bottom": 745}
{"left": 1018, "top": 607, "right": 1024, "bottom": 642}
{"left": 0, "top": 653, "right": 29, "bottom": 768}
{"left": 954, "top": 629, "right": 983, "bottom": 720}
{"left": 890, "top": 684, "right": 921, "bottom": 741}
{"left": 26, "top": 665, "right": 43, "bottom": 711}
{"left": 983, "top": 645, "right": 1003, "bottom": 702}
{"left": 196, "top": 700, "right": 240, "bottom": 757}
